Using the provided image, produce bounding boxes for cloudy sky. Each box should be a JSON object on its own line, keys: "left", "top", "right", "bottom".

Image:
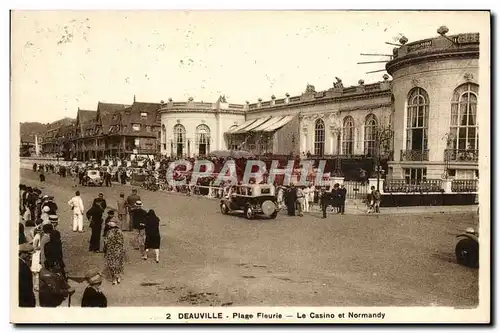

{"left": 11, "top": 10, "right": 487, "bottom": 123}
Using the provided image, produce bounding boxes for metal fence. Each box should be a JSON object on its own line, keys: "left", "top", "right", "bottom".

{"left": 343, "top": 181, "right": 370, "bottom": 200}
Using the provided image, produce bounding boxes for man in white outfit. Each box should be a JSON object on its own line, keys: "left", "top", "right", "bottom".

{"left": 68, "top": 190, "right": 85, "bottom": 232}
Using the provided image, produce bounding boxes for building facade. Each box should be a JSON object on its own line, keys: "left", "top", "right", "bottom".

{"left": 386, "top": 31, "right": 480, "bottom": 182}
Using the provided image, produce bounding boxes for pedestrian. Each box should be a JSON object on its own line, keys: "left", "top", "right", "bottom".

{"left": 19, "top": 243, "right": 36, "bottom": 307}
{"left": 39, "top": 172, "right": 45, "bottom": 183}
{"left": 19, "top": 222, "right": 27, "bottom": 245}
{"left": 339, "top": 184, "right": 347, "bottom": 215}
{"left": 44, "top": 228, "right": 66, "bottom": 278}
{"left": 332, "top": 183, "right": 341, "bottom": 214}
{"left": 105, "top": 171, "right": 112, "bottom": 187}
{"left": 31, "top": 222, "right": 45, "bottom": 291}
{"left": 126, "top": 189, "right": 141, "bottom": 231}
{"left": 81, "top": 268, "right": 108, "bottom": 307}
{"left": 320, "top": 188, "right": 332, "bottom": 219}
{"left": 132, "top": 201, "right": 148, "bottom": 258}
{"left": 296, "top": 186, "right": 305, "bottom": 217}
{"left": 371, "top": 186, "right": 381, "bottom": 214}
{"left": 116, "top": 193, "right": 127, "bottom": 231}
{"left": 38, "top": 260, "right": 72, "bottom": 307}
{"left": 104, "top": 220, "right": 125, "bottom": 285}
{"left": 68, "top": 191, "right": 85, "bottom": 232}
{"left": 145, "top": 209, "right": 161, "bottom": 263}
{"left": 93, "top": 193, "right": 107, "bottom": 212}
{"left": 286, "top": 185, "right": 297, "bottom": 216}
{"left": 86, "top": 202, "right": 104, "bottom": 253}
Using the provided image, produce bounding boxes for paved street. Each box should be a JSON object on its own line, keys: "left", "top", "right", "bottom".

{"left": 20, "top": 169, "right": 479, "bottom": 307}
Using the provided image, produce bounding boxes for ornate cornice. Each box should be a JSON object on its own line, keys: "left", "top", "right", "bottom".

{"left": 159, "top": 107, "right": 245, "bottom": 115}
{"left": 386, "top": 48, "right": 479, "bottom": 76}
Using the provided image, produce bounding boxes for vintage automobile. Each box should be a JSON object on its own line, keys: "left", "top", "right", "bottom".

{"left": 83, "top": 169, "right": 104, "bottom": 187}
{"left": 220, "top": 184, "right": 280, "bottom": 219}
{"left": 455, "top": 227, "right": 479, "bottom": 268}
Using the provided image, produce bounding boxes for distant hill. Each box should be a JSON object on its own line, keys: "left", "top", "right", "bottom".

{"left": 20, "top": 118, "right": 75, "bottom": 143}
{"left": 20, "top": 122, "right": 49, "bottom": 143}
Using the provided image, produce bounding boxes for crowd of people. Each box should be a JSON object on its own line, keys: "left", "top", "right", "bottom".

{"left": 18, "top": 182, "right": 162, "bottom": 308}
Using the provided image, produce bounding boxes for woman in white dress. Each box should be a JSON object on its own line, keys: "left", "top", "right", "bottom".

{"left": 30, "top": 223, "right": 43, "bottom": 291}
{"left": 277, "top": 187, "right": 284, "bottom": 209}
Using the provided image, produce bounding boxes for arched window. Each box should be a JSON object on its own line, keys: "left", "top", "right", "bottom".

{"left": 196, "top": 124, "right": 210, "bottom": 156}
{"left": 342, "top": 116, "right": 354, "bottom": 155}
{"left": 450, "top": 83, "right": 478, "bottom": 159}
{"left": 364, "top": 114, "right": 378, "bottom": 156}
{"left": 161, "top": 125, "right": 167, "bottom": 150}
{"left": 406, "top": 87, "right": 429, "bottom": 158}
{"left": 174, "top": 124, "right": 186, "bottom": 157}
{"left": 314, "top": 118, "right": 325, "bottom": 156}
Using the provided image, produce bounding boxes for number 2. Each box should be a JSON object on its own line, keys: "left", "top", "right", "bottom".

{"left": 166, "top": 314, "right": 171, "bottom": 320}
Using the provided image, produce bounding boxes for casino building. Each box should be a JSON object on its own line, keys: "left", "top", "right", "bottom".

{"left": 158, "top": 28, "right": 481, "bottom": 185}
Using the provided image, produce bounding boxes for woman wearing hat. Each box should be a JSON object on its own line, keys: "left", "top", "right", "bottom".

{"left": 81, "top": 268, "right": 107, "bottom": 307}
{"left": 144, "top": 210, "right": 161, "bottom": 263}
{"left": 104, "top": 220, "right": 125, "bottom": 285}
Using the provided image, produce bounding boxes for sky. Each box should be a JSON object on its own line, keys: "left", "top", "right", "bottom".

{"left": 11, "top": 10, "right": 487, "bottom": 123}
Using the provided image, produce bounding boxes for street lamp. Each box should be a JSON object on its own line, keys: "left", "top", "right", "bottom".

{"left": 375, "top": 127, "right": 393, "bottom": 191}
{"left": 330, "top": 122, "right": 343, "bottom": 177}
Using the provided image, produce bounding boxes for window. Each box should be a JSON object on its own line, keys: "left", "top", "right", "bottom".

{"left": 174, "top": 124, "right": 186, "bottom": 157}
{"left": 406, "top": 87, "right": 429, "bottom": 151}
{"left": 364, "top": 114, "right": 377, "bottom": 156}
{"left": 342, "top": 116, "right": 354, "bottom": 155}
{"left": 196, "top": 124, "right": 210, "bottom": 156}
{"left": 140, "top": 112, "right": 148, "bottom": 119}
{"left": 450, "top": 83, "right": 479, "bottom": 150}
{"left": 132, "top": 124, "right": 141, "bottom": 131}
{"left": 146, "top": 125, "right": 151, "bottom": 132}
{"left": 314, "top": 119, "right": 325, "bottom": 156}
{"left": 404, "top": 168, "right": 427, "bottom": 185}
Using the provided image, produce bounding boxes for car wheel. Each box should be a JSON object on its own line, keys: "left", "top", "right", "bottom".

{"left": 455, "top": 238, "right": 479, "bottom": 268}
{"left": 220, "top": 203, "right": 229, "bottom": 214}
{"left": 245, "top": 206, "right": 254, "bottom": 220}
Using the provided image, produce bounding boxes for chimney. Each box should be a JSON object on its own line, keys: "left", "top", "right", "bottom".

{"left": 285, "top": 93, "right": 290, "bottom": 104}
{"left": 271, "top": 95, "right": 276, "bottom": 106}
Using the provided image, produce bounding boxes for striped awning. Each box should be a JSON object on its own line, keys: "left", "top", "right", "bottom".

{"left": 236, "top": 116, "right": 271, "bottom": 133}
{"left": 252, "top": 116, "right": 285, "bottom": 131}
{"left": 226, "top": 119, "right": 257, "bottom": 134}
{"left": 261, "top": 115, "right": 294, "bottom": 132}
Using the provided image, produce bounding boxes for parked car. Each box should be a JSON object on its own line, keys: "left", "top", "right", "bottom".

{"left": 83, "top": 169, "right": 103, "bottom": 187}
{"left": 220, "top": 184, "right": 280, "bottom": 219}
{"left": 455, "top": 227, "right": 479, "bottom": 268}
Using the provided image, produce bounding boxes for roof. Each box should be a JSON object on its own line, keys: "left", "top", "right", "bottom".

{"left": 97, "top": 102, "right": 131, "bottom": 117}
{"left": 77, "top": 109, "right": 97, "bottom": 125}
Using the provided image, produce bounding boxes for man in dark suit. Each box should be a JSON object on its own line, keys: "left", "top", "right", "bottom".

{"left": 339, "top": 184, "right": 347, "bottom": 215}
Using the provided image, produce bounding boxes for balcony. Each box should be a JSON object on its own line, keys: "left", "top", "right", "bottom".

{"left": 400, "top": 149, "right": 429, "bottom": 161}
{"left": 444, "top": 149, "right": 479, "bottom": 162}
{"left": 451, "top": 179, "right": 478, "bottom": 193}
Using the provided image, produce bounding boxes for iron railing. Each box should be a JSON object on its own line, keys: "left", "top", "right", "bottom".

{"left": 383, "top": 179, "right": 443, "bottom": 193}
{"left": 444, "top": 149, "right": 479, "bottom": 162}
{"left": 451, "top": 179, "right": 478, "bottom": 193}
{"left": 400, "top": 149, "right": 429, "bottom": 161}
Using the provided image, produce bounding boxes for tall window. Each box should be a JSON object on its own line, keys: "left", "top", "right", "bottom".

{"left": 404, "top": 168, "right": 427, "bottom": 185}
{"left": 364, "top": 114, "right": 378, "bottom": 156}
{"left": 450, "top": 83, "right": 478, "bottom": 151}
{"left": 314, "top": 119, "right": 325, "bottom": 156}
{"left": 161, "top": 125, "right": 167, "bottom": 150}
{"left": 342, "top": 116, "right": 354, "bottom": 155}
{"left": 196, "top": 124, "right": 210, "bottom": 156}
{"left": 406, "top": 87, "right": 429, "bottom": 151}
{"left": 174, "top": 124, "right": 186, "bottom": 157}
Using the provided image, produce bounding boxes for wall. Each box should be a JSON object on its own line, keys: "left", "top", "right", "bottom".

{"left": 273, "top": 114, "right": 300, "bottom": 155}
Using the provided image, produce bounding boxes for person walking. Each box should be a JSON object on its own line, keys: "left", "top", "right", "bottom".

{"left": 86, "top": 202, "right": 104, "bottom": 253}
{"left": 339, "top": 184, "right": 347, "bottom": 215}
{"left": 68, "top": 191, "right": 85, "bottom": 232}
{"left": 116, "top": 193, "right": 127, "bottom": 231}
{"left": 92, "top": 193, "right": 107, "bottom": 212}
{"left": 144, "top": 209, "right": 161, "bottom": 263}
{"left": 370, "top": 186, "right": 381, "bottom": 214}
{"left": 19, "top": 243, "right": 36, "bottom": 307}
{"left": 81, "top": 269, "right": 107, "bottom": 307}
{"left": 320, "top": 188, "right": 331, "bottom": 219}
{"left": 286, "top": 185, "right": 297, "bottom": 216}
{"left": 132, "top": 201, "right": 148, "bottom": 258}
{"left": 296, "top": 186, "right": 305, "bottom": 217}
{"left": 104, "top": 221, "right": 125, "bottom": 285}
{"left": 126, "top": 189, "right": 141, "bottom": 232}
